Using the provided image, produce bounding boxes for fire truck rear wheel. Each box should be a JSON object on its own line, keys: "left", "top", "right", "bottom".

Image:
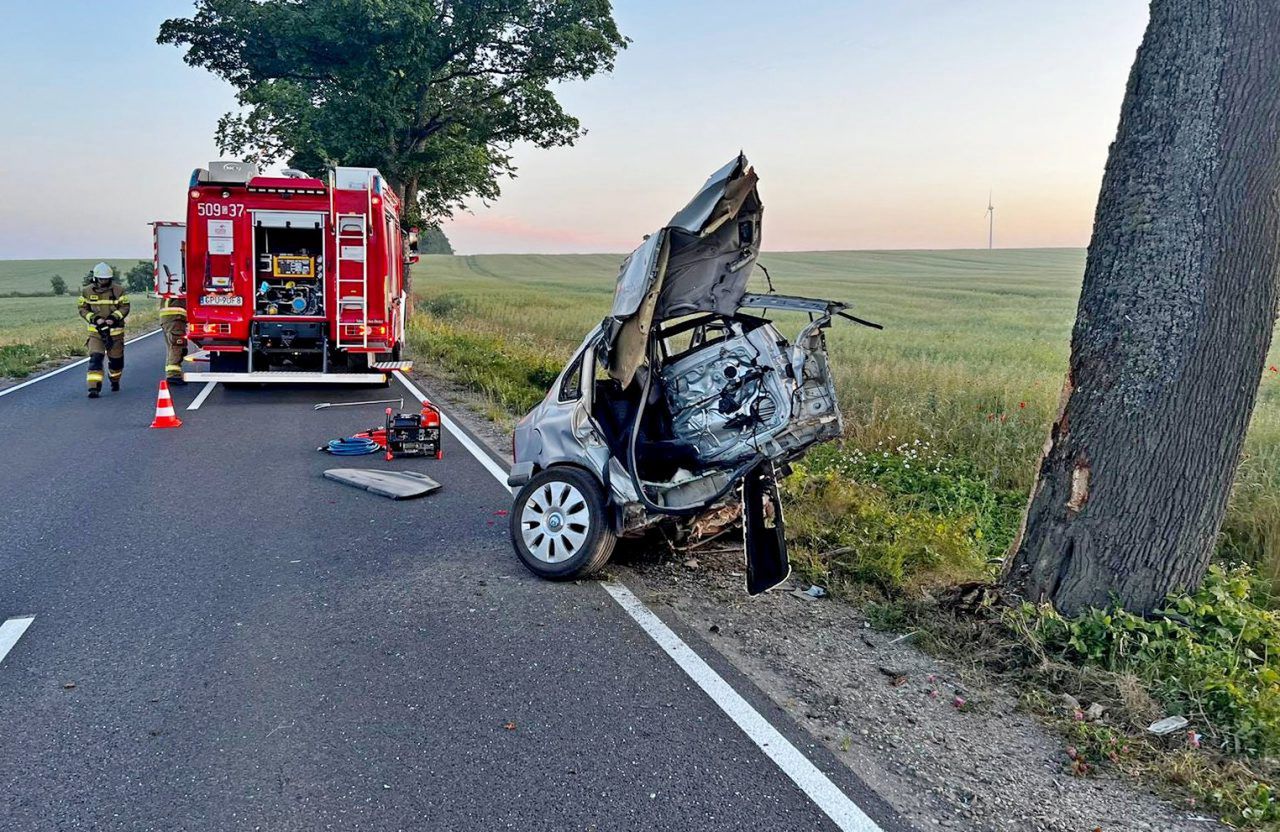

{"left": 511, "top": 467, "right": 615, "bottom": 580}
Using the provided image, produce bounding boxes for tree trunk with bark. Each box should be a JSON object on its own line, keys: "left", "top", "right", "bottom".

{"left": 396, "top": 177, "right": 416, "bottom": 319}
{"left": 1003, "top": 0, "right": 1280, "bottom": 616}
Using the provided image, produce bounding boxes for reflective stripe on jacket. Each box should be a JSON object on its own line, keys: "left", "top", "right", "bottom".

{"left": 159, "top": 296, "right": 187, "bottom": 317}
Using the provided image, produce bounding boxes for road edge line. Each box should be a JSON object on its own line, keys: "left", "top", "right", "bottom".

{"left": 187, "top": 381, "right": 218, "bottom": 410}
{"left": 0, "top": 617, "right": 35, "bottom": 666}
{"left": 602, "top": 582, "right": 885, "bottom": 832}
{"left": 393, "top": 370, "right": 885, "bottom": 831}
{"left": 0, "top": 329, "right": 162, "bottom": 400}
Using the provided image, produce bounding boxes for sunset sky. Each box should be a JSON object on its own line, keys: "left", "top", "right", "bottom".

{"left": 0, "top": 1, "right": 1149, "bottom": 258}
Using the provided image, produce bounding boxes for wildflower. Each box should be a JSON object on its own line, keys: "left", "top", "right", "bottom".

{"left": 953, "top": 695, "right": 967, "bottom": 709}
{"left": 1018, "top": 401, "right": 1026, "bottom": 409}
{"left": 1187, "top": 731, "right": 1201, "bottom": 749}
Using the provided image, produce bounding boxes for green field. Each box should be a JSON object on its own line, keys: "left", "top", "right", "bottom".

{"left": 408, "top": 249, "right": 1280, "bottom": 582}
{"left": 0, "top": 258, "right": 147, "bottom": 295}
{"left": 0, "top": 259, "right": 156, "bottom": 377}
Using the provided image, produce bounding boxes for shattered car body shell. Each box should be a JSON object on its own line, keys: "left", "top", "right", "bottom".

{"left": 509, "top": 154, "right": 879, "bottom": 593}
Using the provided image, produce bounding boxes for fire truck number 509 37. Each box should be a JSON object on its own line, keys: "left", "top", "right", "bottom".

{"left": 196, "top": 202, "right": 246, "bottom": 218}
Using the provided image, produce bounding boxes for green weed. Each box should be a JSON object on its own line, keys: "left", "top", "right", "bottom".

{"left": 1017, "top": 565, "right": 1280, "bottom": 758}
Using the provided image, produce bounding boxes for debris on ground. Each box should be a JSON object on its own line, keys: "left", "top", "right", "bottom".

{"left": 1147, "top": 715, "right": 1190, "bottom": 735}
{"left": 791, "top": 584, "right": 828, "bottom": 601}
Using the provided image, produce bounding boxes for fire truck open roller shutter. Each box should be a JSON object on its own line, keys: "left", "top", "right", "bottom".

{"left": 253, "top": 211, "right": 324, "bottom": 229}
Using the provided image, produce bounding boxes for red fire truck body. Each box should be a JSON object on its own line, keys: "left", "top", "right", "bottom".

{"left": 159, "top": 161, "right": 413, "bottom": 383}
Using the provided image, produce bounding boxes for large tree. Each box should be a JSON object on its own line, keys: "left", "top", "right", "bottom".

{"left": 158, "top": 0, "right": 626, "bottom": 225}
{"left": 1003, "top": 0, "right": 1280, "bottom": 615}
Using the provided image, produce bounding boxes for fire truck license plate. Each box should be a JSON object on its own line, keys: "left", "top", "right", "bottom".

{"left": 202, "top": 294, "right": 243, "bottom": 306}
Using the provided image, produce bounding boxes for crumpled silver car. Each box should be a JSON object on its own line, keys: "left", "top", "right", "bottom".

{"left": 506, "top": 154, "right": 879, "bottom": 593}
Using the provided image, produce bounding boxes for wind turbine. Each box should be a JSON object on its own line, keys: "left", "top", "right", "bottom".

{"left": 986, "top": 191, "right": 994, "bottom": 250}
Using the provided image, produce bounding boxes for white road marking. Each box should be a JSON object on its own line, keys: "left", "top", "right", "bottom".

{"left": 604, "top": 583, "right": 884, "bottom": 832}
{"left": 0, "top": 617, "right": 34, "bottom": 666}
{"left": 400, "top": 369, "right": 885, "bottom": 831}
{"left": 187, "top": 381, "right": 218, "bottom": 410}
{"left": 0, "top": 329, "right": 162, "bottom": 400}
{"left": 393, "top": 371, "right": 513, "bottom": 490}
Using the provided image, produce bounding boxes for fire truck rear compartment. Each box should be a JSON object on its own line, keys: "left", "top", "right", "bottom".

{"left": 254, "top": 222, "right": 324, "bottom": 318}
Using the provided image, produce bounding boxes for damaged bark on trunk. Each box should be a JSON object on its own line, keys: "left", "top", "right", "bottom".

{"left": 1003, "top": 0, "right": 1280, "bottom": 616}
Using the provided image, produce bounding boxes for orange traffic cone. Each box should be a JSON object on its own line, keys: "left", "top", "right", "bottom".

{"left": 149, "top": 380, "right": 183, "bottom": 429}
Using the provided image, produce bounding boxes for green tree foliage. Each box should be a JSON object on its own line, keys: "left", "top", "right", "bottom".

{"left": 49, "top": 275, "right": 67, "bottom": 296}
{"left": 124, "top": 261, "right": 153, "bottom": 294}
{"left": 158, "top": 1, "right": 627, "bottom": 226}
{"left": 420, "top": 224, "right": 453, "bottom": 255}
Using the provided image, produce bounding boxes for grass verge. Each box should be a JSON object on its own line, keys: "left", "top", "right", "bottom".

{"left": 0, "top": 298, "right": 159, "bottom": 378}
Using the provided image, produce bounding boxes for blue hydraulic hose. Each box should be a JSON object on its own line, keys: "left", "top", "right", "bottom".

{"left": 323, "top": 436, "right": 382, "bottom": 456}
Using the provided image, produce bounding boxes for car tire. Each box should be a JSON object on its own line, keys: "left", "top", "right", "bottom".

{"left": 510, "top": 467, "right": 616, "bottom": 580}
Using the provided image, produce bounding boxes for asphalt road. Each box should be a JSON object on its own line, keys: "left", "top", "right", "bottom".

{"left": 0, "top": 333, "right": 913, "bottom": 832}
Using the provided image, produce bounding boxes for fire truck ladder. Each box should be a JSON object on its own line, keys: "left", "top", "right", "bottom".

{"left": 335, "top": 206, "right": 370, "bottom": 350}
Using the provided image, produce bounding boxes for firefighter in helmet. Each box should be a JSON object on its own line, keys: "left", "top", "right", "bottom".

{"left": 159, "top": 293, "right": 187, "bottom": 385}
{"left": 78, "top": 262, "right": 129, "bottom": 397}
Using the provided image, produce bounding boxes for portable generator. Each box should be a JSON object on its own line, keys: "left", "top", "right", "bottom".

{"left": 382, "top": 404, "right": 442, "bottom": 461}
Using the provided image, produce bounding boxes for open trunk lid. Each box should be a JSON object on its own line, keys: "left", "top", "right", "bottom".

{"left": 604, "top": 153, "right": 763, "bottom": 385}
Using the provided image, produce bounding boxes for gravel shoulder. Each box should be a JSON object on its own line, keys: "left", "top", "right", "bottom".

{"left": 614, "top": 547, "right": 1222, "bottom": 831}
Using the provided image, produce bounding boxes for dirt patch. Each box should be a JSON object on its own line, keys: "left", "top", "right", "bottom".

{"left": 614, "top": 547, "right": 1221, "bottom": 831}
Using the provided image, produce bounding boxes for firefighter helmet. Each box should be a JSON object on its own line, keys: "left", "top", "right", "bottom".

{"left": 91, "top": 262, "right": 113, "bottom": 281}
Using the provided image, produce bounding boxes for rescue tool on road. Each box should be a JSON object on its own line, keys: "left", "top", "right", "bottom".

{"left": 153, "top": 161, "right": 417, "bottom": 384}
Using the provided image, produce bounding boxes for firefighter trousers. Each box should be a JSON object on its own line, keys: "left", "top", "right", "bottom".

{"left": 86, "top": 332, "right": 124, "bottom": 392}
{"left": 161, "top": 314, "right": 188, "bottom": 379}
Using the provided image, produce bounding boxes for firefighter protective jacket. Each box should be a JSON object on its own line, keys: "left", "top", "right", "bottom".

{"left": 78, "top": 281, "right": 129, "bottom": 336}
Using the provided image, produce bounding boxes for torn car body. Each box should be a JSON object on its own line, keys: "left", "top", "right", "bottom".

{"left": 507, "top": 154, "right": 879, "bottom": 593}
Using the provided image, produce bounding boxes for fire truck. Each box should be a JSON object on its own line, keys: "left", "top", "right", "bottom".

{"left": 153, "top": 161, "right": 415, "bottom": 383}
